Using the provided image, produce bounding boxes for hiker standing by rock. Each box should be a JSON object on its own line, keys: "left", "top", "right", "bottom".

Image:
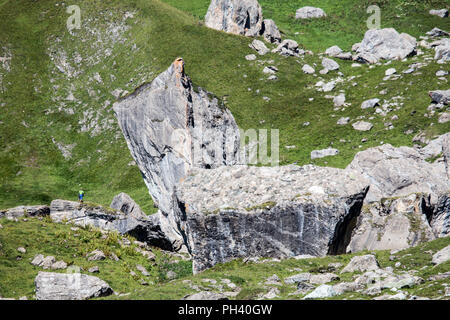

{"left": 78, "top": 189, "right": 85, "bottom": 203}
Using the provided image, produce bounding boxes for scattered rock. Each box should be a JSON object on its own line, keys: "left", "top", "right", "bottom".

{"left": 88, "top": 266, "right": 99, "bottom": 273}
{"left": 352, "top": 121, "right": 373, "bottom": 131}
{"left": 265, "top": 274, "right": 281, "bottom": 285}
{"left": 272, "top": 39, "right": 302, "bottom": 57}
{"left": 322, "top": 58, "right": 339, "bottom": 71}
{"left": 429, "top": 90, "right": 450, "bottom": 105}
{"left": 302, "top": 64, "right": 315, "bottom": 74}
{"left": 361, "top": 98, "right": 380, "bottom": 109}
{"left": 309, "top": 273, "right": 339, "bottom": 285}
{"left": 166, "top": 270, "right": 177, "bottom": 280}
{"left": 439, "top": 112, "right": 450, "bottom": 124}
{"left": 341, "top": 255, "right": 380, "bottom": 273}
{"left": 427, "top": 28, "right": 449, "bottom": 38}
{"left": 35, "top": 271, "right": 113, "bottom": 300}
{"left": 295, "top": 7, "right": 326, "bottom": 19}
{"left": 354, "top": 28, "right": 416, "bottom": 63}
{"left": 337, "top": 117, "right": 350, "bottom": 125}
{"left": 136, "top": 264, "right": 150, "bottom": 276}
{"left": 0, "top": 205, "right": 50, "bottom": 219}
{"left": 87, "top": 250, "right": 106, "bottom": 261}
{"left": 51, "top": 261, "right": 68, "bottom": 270}
{"left": 333, "top": 94, "right": 346, "bottom": 107}
{"left": 261, "top": 19, "right": 281, "bottom": 44}
{"left": 17, "top": 247, "right": 26, "bottom": 254}
{"left": 303, "top": 284, "right": 336, "bottom": 299}
{"left": 385, "top": 68, "right": 397, "bottom": 76}
{"left": 183, "top": 291, "right": 228, "bottom": 300}
{"left": 429, "top": 9, "right": 449, "bottom": 18}
{"left": 284, "top": 273, "right": 311, "bottom": 285}
{"left": 311, "top": 148, "right": 340, "bottom": 160}
{"left": 245, "top": 54, "right": 257, "bottom": 61}
{"left": 432, "top": 245, "right": 450, "bottom": 265}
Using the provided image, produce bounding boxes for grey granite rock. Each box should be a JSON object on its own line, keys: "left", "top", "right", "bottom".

{"left": 261, "top": 19, "right": 281, "bottom": 44}
{"left": 175, "top": 164, "right": 369, "bottom": 273}
{"left": 205, "top": 0, "right": 263, "bottom": 37}
{"left": 0, "top": 205, "right": 49, "bottom": 219}
{"left": 354, "top": 28, "right": 416, "bottom": 63}
{"left": 35, "top": 271, "right": 113, "bottom": 300}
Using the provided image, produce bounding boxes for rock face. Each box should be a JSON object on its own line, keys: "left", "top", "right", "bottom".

{"left": 432, "top": 245, "right": 450, "bottom": 265}
{"left": 113, "top": 58, "right": 240, "bottom": 249}
{"left": 0, "top": 205, "right": 49, "bottom": 218}
{"left": 295, "top": 7, "right": 326, "bottom": 19}
{"left": 347, "top": 194, "right": 436, "bottom": 253}
{"left": 35, "top": 271, "right": 113, "bottom": 300}
{"left": 354, "top": 28, "right": 416, "bottom": 63}
{"left": 430, "top": 193, "right": 450, "bottom": 238}
{"left": 50, "top": 199, "right": 173, "bottom": 251}
{"left": 205, "top": 0, "right": 263, "bottom": 37}
{"left": 174, "top": 164, "right": 369, "bottom": 273}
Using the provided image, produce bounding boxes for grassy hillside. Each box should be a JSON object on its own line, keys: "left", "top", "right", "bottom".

{"left": 0, "top": 0, "right": 449, "bottom": 210}
{"left": 1, "top": 215, "right": 449, "bottom": 299}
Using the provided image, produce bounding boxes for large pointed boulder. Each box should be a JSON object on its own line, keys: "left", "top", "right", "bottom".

{"left": 113, "top": 58, "right": 241, "bottom": 248}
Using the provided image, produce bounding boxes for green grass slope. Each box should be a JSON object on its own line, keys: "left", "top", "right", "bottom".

{"left": 1, "top": 216, "right": 449, "bottom": 300}
{"left": 0, "top": 0, "right": 449, "bottom": 209}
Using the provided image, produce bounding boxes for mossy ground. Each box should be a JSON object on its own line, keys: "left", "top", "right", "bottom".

{"left": 0, "top": 216, "right": 448, "bottom": 300}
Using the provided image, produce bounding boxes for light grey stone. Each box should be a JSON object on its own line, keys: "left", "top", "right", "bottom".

{"left": 429, "top": 90, "right": 450, "bottom": 105}
{"left": 432, "top": 245, "right": 450, "bottom": 265}
{"left": 183, "top": 291, "right": 228, "bottom": 300}
{"left": 284, "top": 273, "right": 311, "bottom": 285}
{"left": 302, "top": 64, "right": 315, "bottom": 74}
{"left": 113, "top": 58, "right": 240, "bottom": 252}
{"left": 322, "top": 58, "right": 339, "bottom": 71}
{"left": 261, "top": 19, "right": 281, "bottom": 44}
{"left": 429, "top": 9, "right": 449, "bottom": 18}
{"left": 311, "top": 148, "right": 339, "bottom": 160}
{"left": 87, "top": 250, "right": 106, "bottom": 261}
{"left": 249, "top": 39, "right": 269, "bottom": 55}
{"left": 272, "top": 39, "right": 302, "bottom": 57}
{"left": 35, "top": 271, "right": 113, "bottom": 300}
{"left": 341, "top": 255, "right": 380, "bottom": 273}
{"left": 352, "top": 121, "right": 373, "bottom": 131}
{"left": 296, "top": 7, "right": 326, "bottom": 19}
{"left": 303, "top": 285, "right": 336, "bottom": 299}
{"left": 337, "top": 117, "right": 350, "bottom": 125}
{"left": 361, "top": 98, "right": 380, "bottom": 109}
{"left": 354, "top": 28, "right": 416, "bottom": 63}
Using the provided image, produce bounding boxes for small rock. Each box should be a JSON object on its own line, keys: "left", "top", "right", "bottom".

{"left": 41, "top": 256, "right": 56, "bottom": 269}
{"left": 17, "top": 247, "right": 26, "bottom": 254}
{"left": 341, "top": 255, "right": 380, "bottom": 273}
{"left": 136, "top": 264, "right": 150, "bottom": 276}
{"left": 352, "top": 121, "right": 373, "bottom": 131}
{"left": 432, "top": 245, "right": 450, "bottom": 265}
{"left": 322, "top": 58, "right": 340, "bottom": 71}
{"left": 296, "top": 7, "right": 326, "bottom": 19}
{"left": 88, "top": 266, "right": 99, "bottom": 273}
{"left": 361, "top": 98, "right": 380, "bottom": 109}
{"left": 284, "top": 273, "right": 311, "bottom": 285}
{"left": 51, "top": 260, "right": 68, "bottom": 270}
{"left": 167, "top": 270, "right": 177, "bottom": 280}
{"left": 303, "top": 284, "right": 336, "bottom": 299}
{"left": 429, "top": 9, "right": 449, "bottom": 18}
{"left": 31, "top": 254, "right": 45, "bottom": 266}
{"left": 302, "top": 64, "right": 315, "bottom": 74}
{"left": 337, "top": 117, "right": 350, "bottom": 125}
{"left": 245, "top": 54, "right": 257, "bottom": 61}
{"left": 265, "top": 274, "right": 281, "bottom": 285}
{"left": 385, "top": 68, "right": 397, "bottom": 76}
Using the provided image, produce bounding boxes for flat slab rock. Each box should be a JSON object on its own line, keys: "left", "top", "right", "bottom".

{"left": 35, "top": 272, "right": 113, "bottom": 300}
{"left": 176, "top": 164, "right": 369, "bottom": 273}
